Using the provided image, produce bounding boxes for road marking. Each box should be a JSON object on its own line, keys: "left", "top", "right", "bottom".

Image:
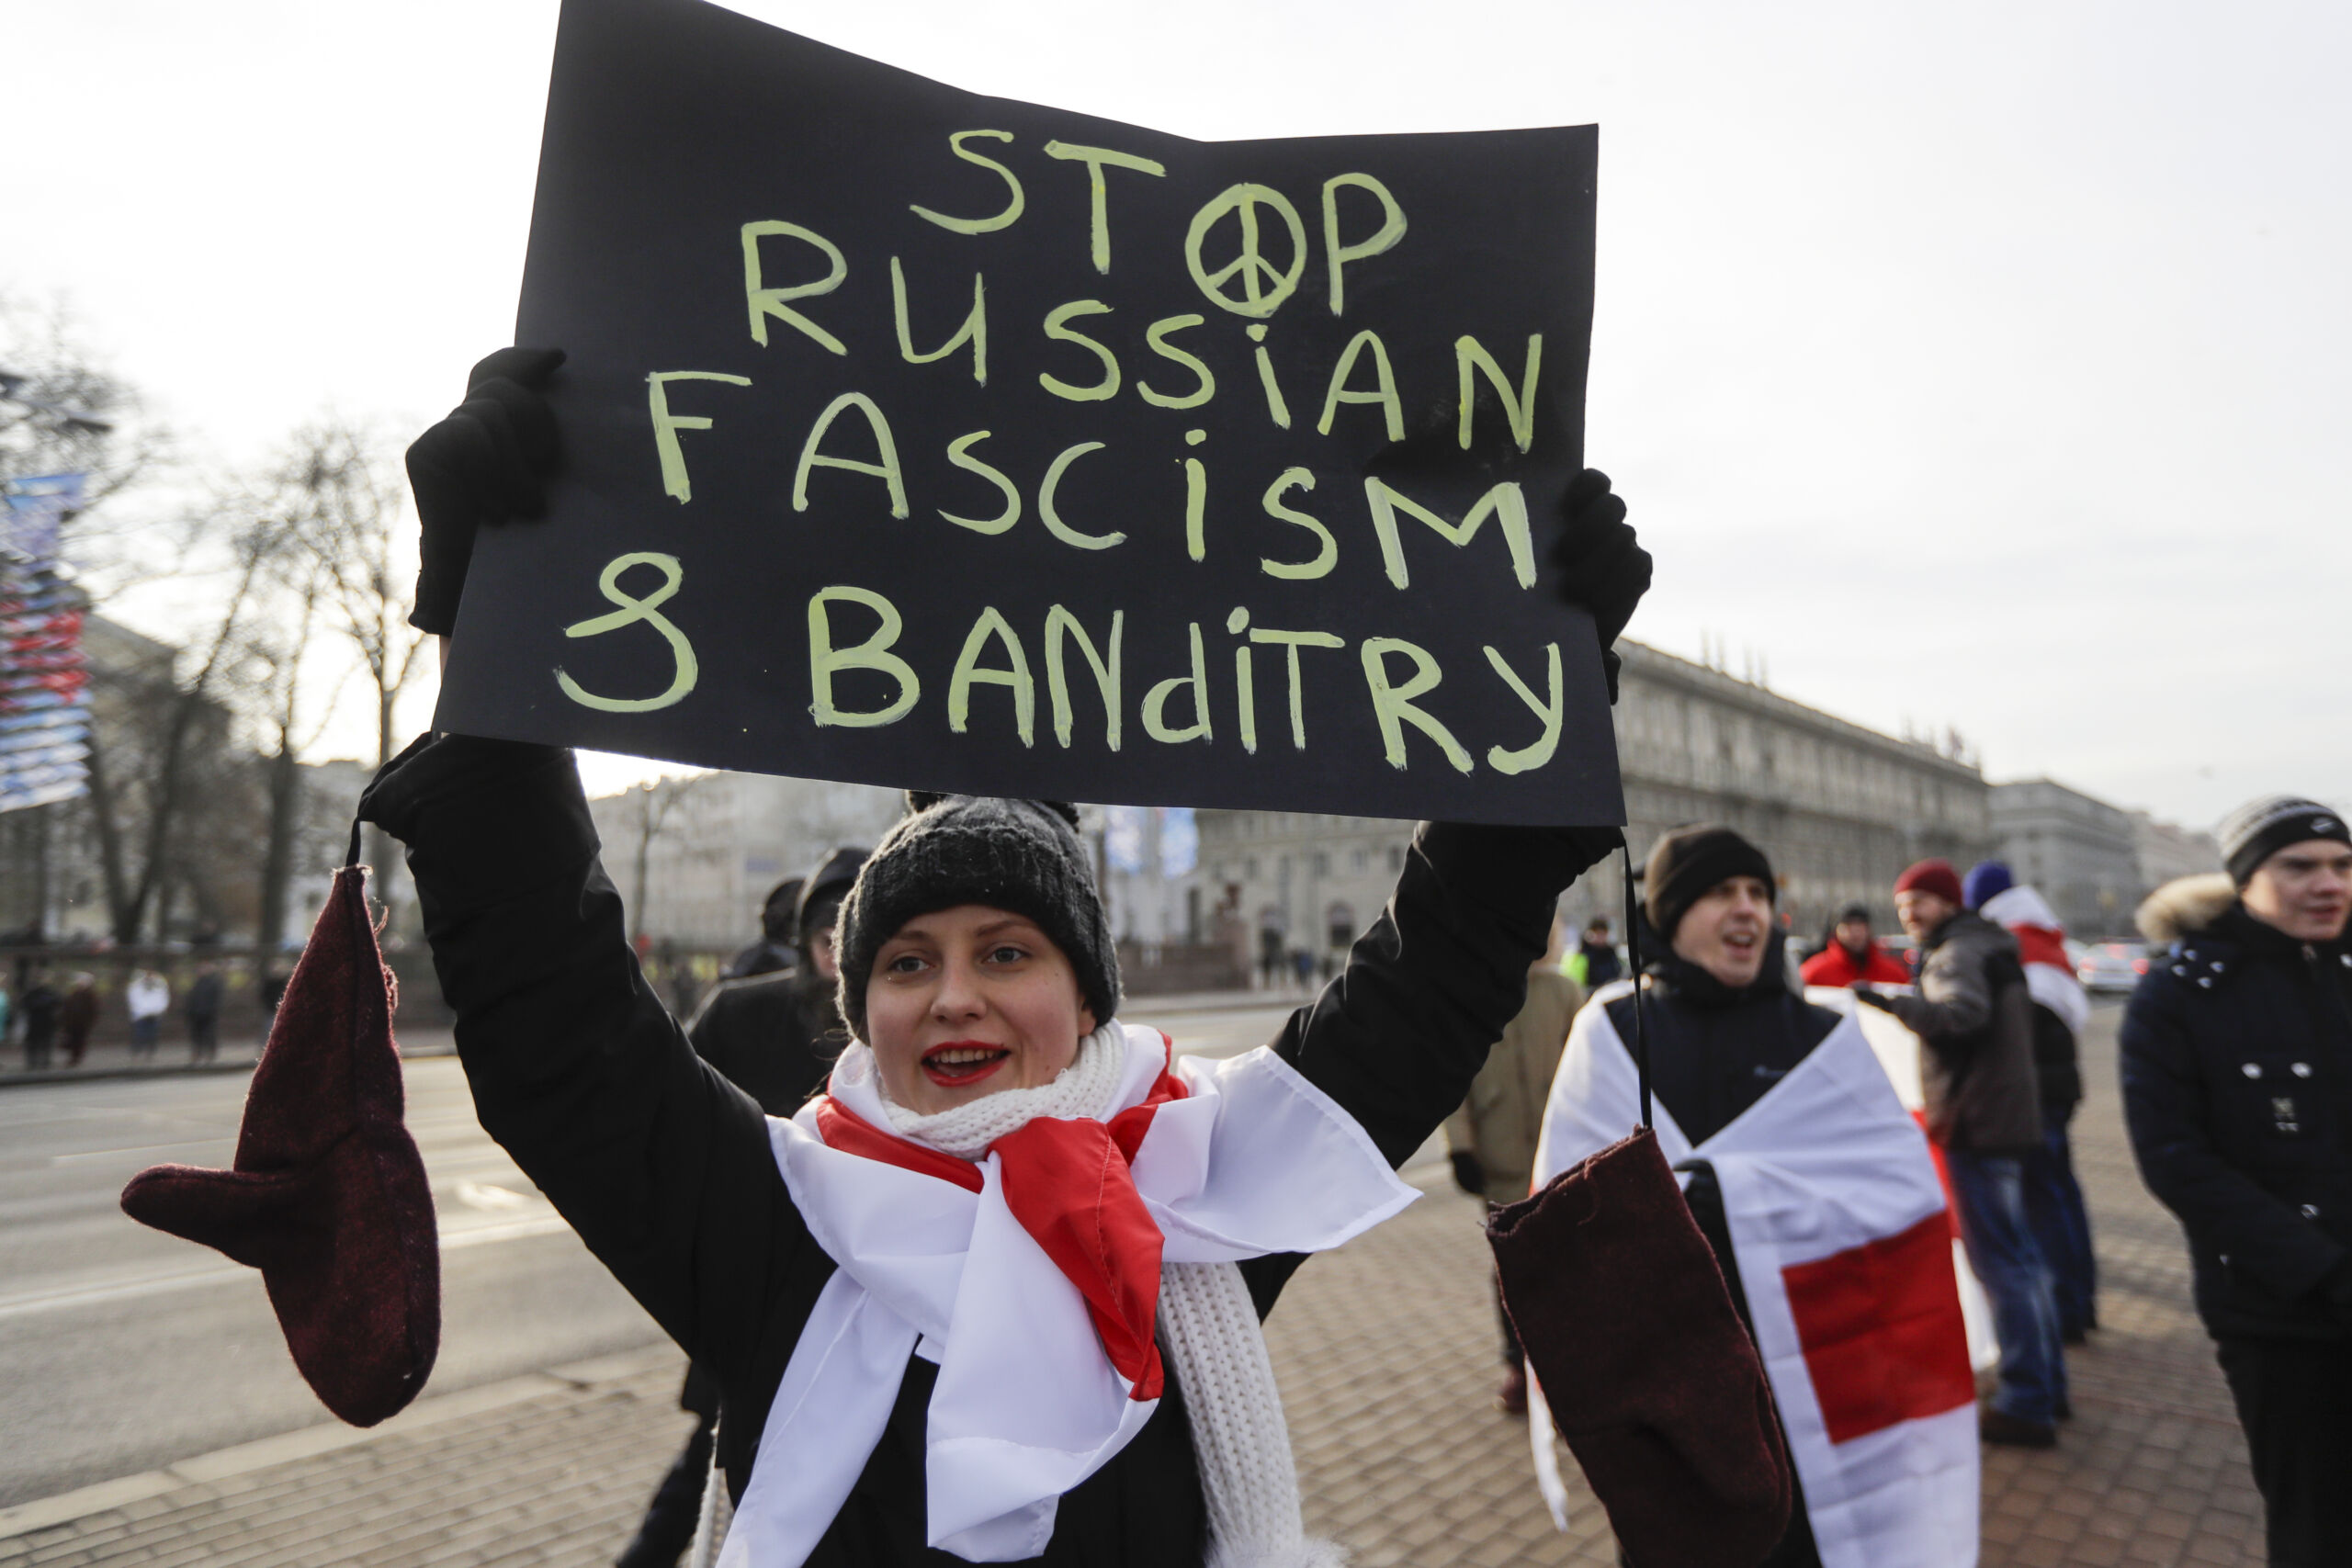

{"left": 51, "top": 1135, "right": 237, "bottom": 1166}
{"left": 0, "top": 1213, "right": 573, "bottom": 1322}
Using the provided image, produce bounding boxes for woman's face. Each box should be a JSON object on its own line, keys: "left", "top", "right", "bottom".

{"left": 865, "top": 904, "right": 1096, "bottom": 1115}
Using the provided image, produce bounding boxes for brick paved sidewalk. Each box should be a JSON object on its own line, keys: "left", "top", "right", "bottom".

{"left": 0, "top": 1007, "right": 2266, "bottom": 1566}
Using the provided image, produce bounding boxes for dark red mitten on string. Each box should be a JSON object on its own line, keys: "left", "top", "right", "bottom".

{"left": 120, "top": 864, "right": 439, "bottom": 1427}
{"left": 1487, "top": 1129, "right": 1790, "bottom": 1568}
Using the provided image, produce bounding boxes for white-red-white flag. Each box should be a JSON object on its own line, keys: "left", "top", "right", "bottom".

{"left": 1532, "top": 989, "right": 1981, "bottom": 1568}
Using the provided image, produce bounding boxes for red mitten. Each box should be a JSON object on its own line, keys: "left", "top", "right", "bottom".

{"left": 1487, "top": 1128, "right": 1790, "bottom": 1568}
{"left": 120, "top": 863, "right": 439, "bottom": 1427}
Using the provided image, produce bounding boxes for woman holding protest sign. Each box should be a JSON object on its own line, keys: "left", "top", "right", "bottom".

{"left": 361, "top": 346, "right": 1649, "bottom": 1566}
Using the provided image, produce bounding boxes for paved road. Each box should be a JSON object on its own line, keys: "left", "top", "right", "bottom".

{"left": 0, "top": 1000, "right": 1310, "bottom": 1507}
{"left": 1, "top": 998, "right": 2273, "bottom": 1567}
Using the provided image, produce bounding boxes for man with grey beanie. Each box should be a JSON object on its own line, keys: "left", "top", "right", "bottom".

{"left": 2123, "top": 795, "right": 2352, "bottom": 1566}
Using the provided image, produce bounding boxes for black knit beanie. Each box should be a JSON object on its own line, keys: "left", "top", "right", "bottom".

{"left": 1644, "top": 824, "right": 1776, "bottom": 946}
{"left": 796, "top": 847, "right": 869, "bottom": 944}
{"left": 2219, "top": 795, "right": 2350, "bottom": 887}
{"left": 834, "top": 794, "right": 1120, "bottom": 1041}
{"left": 758, "top": 877, "right": 806, "bottom": 944}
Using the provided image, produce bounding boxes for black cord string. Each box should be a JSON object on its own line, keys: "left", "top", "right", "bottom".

{"left": 1622, "top": 841, "right": 1651, "bottom": 1132}
{"left": 345, "top": 818, "right": 363, "bottom": 872}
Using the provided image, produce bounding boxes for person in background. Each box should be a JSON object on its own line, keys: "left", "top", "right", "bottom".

{"left": 19, "top": 973, "right": 61, "bottom": 1070}
{"left": 683, "top": 849, "right": 865, "bottom": 1117}
{"left": 185, "top": 963, "right": 224, "bottom": 1064}
{"left": 0, "top": 976, "right": 11, "bottom": 1051}
{"left": 1860, "top": 858, "right": 2063, "bottom": 1447}
{"left": 59, "top": 974, "right": 99, "bottom": 1068}
{"left": 2123, "top": 797, "right": 2352, "bottom": 1566}
{"left": 1541, "top": 826, "right": 1873, "bottom": 1568}
{"left": 1563, "top": 915, "right": 1623, "bottom": 988}
{"left": 1446, "top": 915, "right": 1585, "bottom": 1414}
{"left": 1966, "top": 860, "right": 2098, "bottom": 1343}
{"left": 126, "top": 968, "right": 171, "bottom": 1061}
{"left": 722, "top": 876, "right": 804, "bottom": 981}
{"left": 1799, "top": 903, "right": 1911, "bottom": 987}
{"left": 615, "top": 848, "right": 868, "bottom": 1568}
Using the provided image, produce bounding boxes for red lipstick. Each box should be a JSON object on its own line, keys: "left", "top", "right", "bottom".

{"left": 921, "top": 1040, "right": 1012, "bottom": 1089}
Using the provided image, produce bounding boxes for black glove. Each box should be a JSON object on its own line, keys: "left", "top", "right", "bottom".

{"left": 1851, "top": 987, "right": 1897, "bottom": 1013}
{"left": 405, "top": 347, "right": 567, "bottom": 636}
{"left": 1550, "top": 468, "right": 1651, "bottom": 704}
{"left": 2319, "top": 1256, "right": 2352, "bottom": 1333}
{"left": 1451, "top": 1150, "right": 1487, "bottom": 1197}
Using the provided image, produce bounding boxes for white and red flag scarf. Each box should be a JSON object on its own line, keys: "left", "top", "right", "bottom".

{"left": 1980, "top": 884, "right": 2090, "bottom": 1036}
{"left": 1532, "top": 990, "right": 1981, "bottom": 1568}
{"left": 722, "top": 1021, "right": 1415, "bottom": 1566}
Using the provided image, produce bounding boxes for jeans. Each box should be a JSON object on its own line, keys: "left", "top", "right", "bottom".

{"left": 2020, "top": 1116, "right": 2098, "bottom": 1337}
{"left": 1945, "top": 1148, "right": 2066, "bottom": 1425}
{"left": 130, "top": 1016, "right": 161, "bottom": 1057}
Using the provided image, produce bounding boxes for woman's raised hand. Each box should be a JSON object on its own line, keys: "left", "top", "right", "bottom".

{"left": 405, "top": 347, "right": 567, "bottom": 636}
{"left": 1548, "top": 468, "right": 1651, "bottom": 704}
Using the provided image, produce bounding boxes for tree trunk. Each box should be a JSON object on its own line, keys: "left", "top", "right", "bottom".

{"left": 258, "top": 741, "right": 301, "bottom": 951}
{"left": 120, "top": 555, "right": 259, "bottom": 942}
{"left": 82, "top": 724, "right": 137, "bottom": 943}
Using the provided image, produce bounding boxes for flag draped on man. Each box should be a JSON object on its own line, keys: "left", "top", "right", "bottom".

{"left": 1532, "top": 990, "right": 1981, "bottom": 1568}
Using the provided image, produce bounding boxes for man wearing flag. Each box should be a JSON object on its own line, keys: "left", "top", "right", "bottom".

{"left": 1534, "top": 826, "right": 1979, "bottom": 1568}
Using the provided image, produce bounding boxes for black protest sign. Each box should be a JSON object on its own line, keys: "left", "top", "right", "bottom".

{"left": 435, "top": 0, "right": 1622, "bottom": 826}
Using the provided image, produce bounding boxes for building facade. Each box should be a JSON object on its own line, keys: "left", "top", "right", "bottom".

{"left": 1989, "top": 778, "right": 2143, "bottom": 937}
{"left": 585, "top": 772, "right": 904, "bottom": 950}
{"left": 1197, "top": 639, "right": 1995, "bottom": 971}
{"left": 2129, "top": 810, "right": 2224, "bottom": 900}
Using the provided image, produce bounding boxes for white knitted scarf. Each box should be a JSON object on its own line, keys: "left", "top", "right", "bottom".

{"left": 866, "top": 1023, "right": 1344, "bottom": 1568}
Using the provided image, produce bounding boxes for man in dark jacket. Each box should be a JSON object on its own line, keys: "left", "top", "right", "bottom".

{"left": 721, "top": 876, "right": 803, "bottom": 981}
{"left": 18, "top": 975, "right": 61, "bottom": 1069}
{"left": 1566, "top": 916, "right": 1623, "bottom": 988}
{"left": 2122, "top": 796, "right": 2352, "bottom": 1566}
{"left": 185, "top": 963, "right": 224, "bottom": 1063}
{"left": 1864, "top": 857, "right": 2063, "bottom": 1446}
{"left": 684, "top": 848, "right": 865, "bottom": 1117}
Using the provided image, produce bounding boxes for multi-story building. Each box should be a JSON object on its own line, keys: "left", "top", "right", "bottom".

{"left": 2130, "top": 810, "right": 2223, "bottom": 900}
{"left": 1989, "top": 778, "right": 2143, "bottom": 938}
{"left": 1198, "top": 638, "right": 1995, "bottom": 971}
{"left": 585, "top": 772, "right": 904, "bottom": 949}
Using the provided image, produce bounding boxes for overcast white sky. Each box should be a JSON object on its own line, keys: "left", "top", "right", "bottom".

{"left": 6, "top": 0, "right": 2346, "bottom": 820}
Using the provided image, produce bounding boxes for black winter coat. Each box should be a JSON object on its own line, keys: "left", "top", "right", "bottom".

{"left": 2122, "top": 883, "right": 2352, "bottom": 1342}
{"left": 685, "top": 968, "right": 839, "bottom": 1116}
{"left": 1604, "top": 937, "right": 1840, "bottom": 1147}
{"left": 360, "top": 734, "right": 1611, "bottom": 1565}
{"left": 1889, "top": 911, "right": 2041, "bottom": 1156}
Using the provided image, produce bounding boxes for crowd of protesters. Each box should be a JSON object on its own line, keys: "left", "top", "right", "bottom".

{"left": 2, "top": 957, "right": 236, "bottom": 1069}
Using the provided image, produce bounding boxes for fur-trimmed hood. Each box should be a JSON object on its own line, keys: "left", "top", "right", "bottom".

{"left": 2135, "top": 874, "right": 2237, "bottom": 945}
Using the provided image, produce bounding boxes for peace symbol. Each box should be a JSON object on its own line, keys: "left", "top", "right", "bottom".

{"left": 555, "top": 551, "right": 701, "bottom": 714}
{"left": 1185, "top": 183, "right": 1307, "bottom": 319}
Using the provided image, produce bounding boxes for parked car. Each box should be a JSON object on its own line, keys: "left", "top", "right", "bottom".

{"left": 2077, "top": 941, "right": 2150, "bottom": 995}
